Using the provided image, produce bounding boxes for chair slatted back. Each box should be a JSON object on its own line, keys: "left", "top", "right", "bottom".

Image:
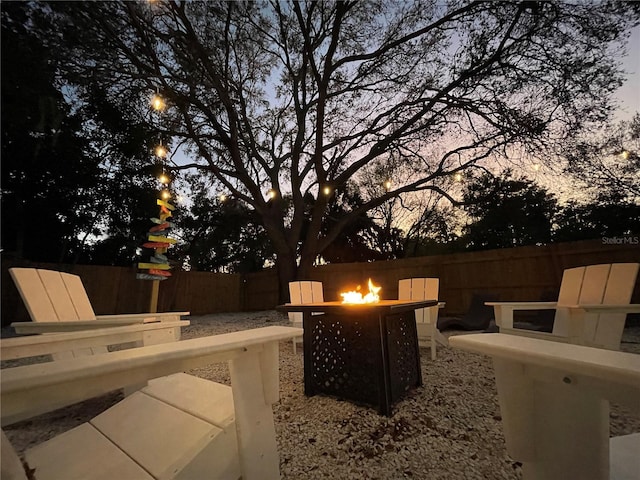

{"left": 37, "top": 269, "right": 81, "bottom": 321}
{"left": 555, "top": 267, "right": 586, "bottom": 306}
{"left": 587, "top": 263, "right": 639, "bottom": 349}
{"left": 398, "top": 278, "right": 439, "bottom": 324}
{"left": 9, "top": 268, "right": 97, "bottom": 323}
{"left": 10, "top": 268, "right": 58, "bottom": 322}
{"left": 61, "top": 271, "right": 97, "bottom": 320}
{"left": 288, "top": 281, "right": 324, "bottom": 324}
{"left": 552, "top": 266, "right": 587, "bottom": 336}
{"left": 552, "top": 263, "right": 639, "bottom": 348}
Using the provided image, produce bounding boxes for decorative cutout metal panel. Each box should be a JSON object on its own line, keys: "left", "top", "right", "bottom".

{"left": 304, "top": 311, "right": 421, "bottom": 415}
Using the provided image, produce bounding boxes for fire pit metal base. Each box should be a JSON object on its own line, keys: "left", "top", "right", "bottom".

{"left": 279, "top": 300, "right": 436, "bottom": 415}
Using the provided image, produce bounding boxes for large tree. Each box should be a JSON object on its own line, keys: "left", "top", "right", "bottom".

{"left": 33, "top": 1, "right": 639, "bottom": 297}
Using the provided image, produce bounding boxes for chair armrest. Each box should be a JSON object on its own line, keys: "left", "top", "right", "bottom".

{"left": 1, "top": 326, "right": 302, "bottom": 426}
{"left": 485, "top": 301, "right": 558, "bottom": 309}
{"left": 1, "top": 321, "right": 190, "bottom": 361}
{"left": 486, "top": 302, "right": 558, "bottom": 329}
{"left": 11, "top": 318, "right": 155, "bottom": 334}
{"left": 568, "top": 304, "right": 640, "bottom": 314}
{"left": 95, "top": 311, "right": 190, "bottom": 322}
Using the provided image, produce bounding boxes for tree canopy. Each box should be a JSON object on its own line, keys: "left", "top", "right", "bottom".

{"left": 5, "top": 1, "right": 640, "bottom": 297}
{"left": 563, "top": 113, "right": 640, "bottom": 202}
{"left": 1, "top": 3, "right": 98, "bottom": 263}
{"left": 553, "top": 191, "right": 640, "bottom": 242}
{"left": 459, "top": 170, "right": 557, "bottom": 250}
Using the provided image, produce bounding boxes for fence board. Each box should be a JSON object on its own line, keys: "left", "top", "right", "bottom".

{"left": 241, "top": 270, "right": 279, "bottom": 311}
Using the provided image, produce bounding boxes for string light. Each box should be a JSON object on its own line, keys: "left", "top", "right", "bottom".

{"left": 620, "top": 150, "right": 630, "bottom": 160}
{"left": 150, "top": 92, "right": 172, "bottom": 199}
{"left": 151, "top": 92, "right": 166, "bottom": 112}
{"left": 267, "top": 189, "right": 277, "bottom": 200}
{"left": 151, "top": 94, "right": 170, "bottom": 191}
{"left": 219, "top": 193, "right": 228, "bottom": 202}
{"left": 155, "top": 143, "right": 168, "bottom": 158}
{"left": 453, "top": 172, "right": 463, "bottom": 182}
{"left": 158, "top": 173, "right": 169, "bottom": 184}
{"left": 322, "top": 185, "right": 332, "bottom": 196}
{"left": 532, "top": 164, "right": 541, "bottom": 172}
{"left": 383, "top": 179, "right": 392, "bottom": 191}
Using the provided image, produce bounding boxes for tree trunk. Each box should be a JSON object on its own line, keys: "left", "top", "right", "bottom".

{"left": 297, "top": 250, "right": 315, "bottom": 280}
{"left": 275, "top": 249, "right": 299, "bottom": 304}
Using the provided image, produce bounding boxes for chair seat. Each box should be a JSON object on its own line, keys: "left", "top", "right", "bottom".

{"left": 24, "top": 373, "right": 240, "bottom": 480}
{"left": 25, "top": 423, "right": 155, "bottom": 480}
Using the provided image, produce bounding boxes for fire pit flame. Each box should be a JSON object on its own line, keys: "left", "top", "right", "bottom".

{"left": 340, "top": 278, "right": 381, "bottom": 304}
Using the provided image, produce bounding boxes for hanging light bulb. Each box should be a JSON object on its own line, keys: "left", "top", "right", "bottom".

{"left": 453, "top": 172, "right": 463, "bottom": 183}
{"left": 267, "top": 189, "right": 277, "bottom": 200}
{"left": 158, "top": 172, "right": 170, "bottom": 185}
{"left": 151, "top": 93, "right": 166, "bottom": 112}
{"left": 383, "top": 179, "right": 392, "bottom": 191}
{"left": 155, "top": 144, "right": 168, "bottom": 158}
{"left": 322, "top": 185, "right": 332, "bottom": 196}
{"left": 161, "top": 189, "right": 171, "bottom": 200}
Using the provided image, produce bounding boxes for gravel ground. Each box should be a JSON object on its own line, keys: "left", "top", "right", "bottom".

{"left": 3, "top": 311, "right": 640, "bottom": 479}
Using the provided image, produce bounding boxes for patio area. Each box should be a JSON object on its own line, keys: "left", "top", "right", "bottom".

{"left": 3, "top": 310, "right": 640, "bottom": 480}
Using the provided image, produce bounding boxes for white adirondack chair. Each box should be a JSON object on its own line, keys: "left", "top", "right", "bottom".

{"left": 487, "top": 263, "right": 640, "bottom": 350}
{"left": 449, "top": 333, "right": 640, "bottom": 480}
{"left": 8, "top": 267, "right": 189, "bottom": 361}
{"left": 1, "top": 326, "right": 302, "bottom": 480}
{"left": 9, "top": 268, "right": 189, "bottom": 336}
{"left": 398, "top": 278, "right": 448, "bottom": 360}
{"left": 288, "top": 281, "right": 324, "bottom": 353}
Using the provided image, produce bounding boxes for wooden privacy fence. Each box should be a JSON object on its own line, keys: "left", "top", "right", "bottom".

{"left": 2, "top": 239, "right": 638, "bottom": 326}
{"left": 245, "top": 239, "right": 640, "bottom": 314}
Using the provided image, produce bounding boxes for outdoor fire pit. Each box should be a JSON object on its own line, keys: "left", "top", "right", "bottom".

{"left": 279, "top": 287, "right": 436, "bottom": 415}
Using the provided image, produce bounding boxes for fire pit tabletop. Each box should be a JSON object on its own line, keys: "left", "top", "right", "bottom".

{"left": 277, "top": 299, "right": 437, "bottom": 315}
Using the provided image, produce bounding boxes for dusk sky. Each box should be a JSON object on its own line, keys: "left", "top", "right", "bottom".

{"left": 615, "top": 26, "right": 640, "bottom": 121}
